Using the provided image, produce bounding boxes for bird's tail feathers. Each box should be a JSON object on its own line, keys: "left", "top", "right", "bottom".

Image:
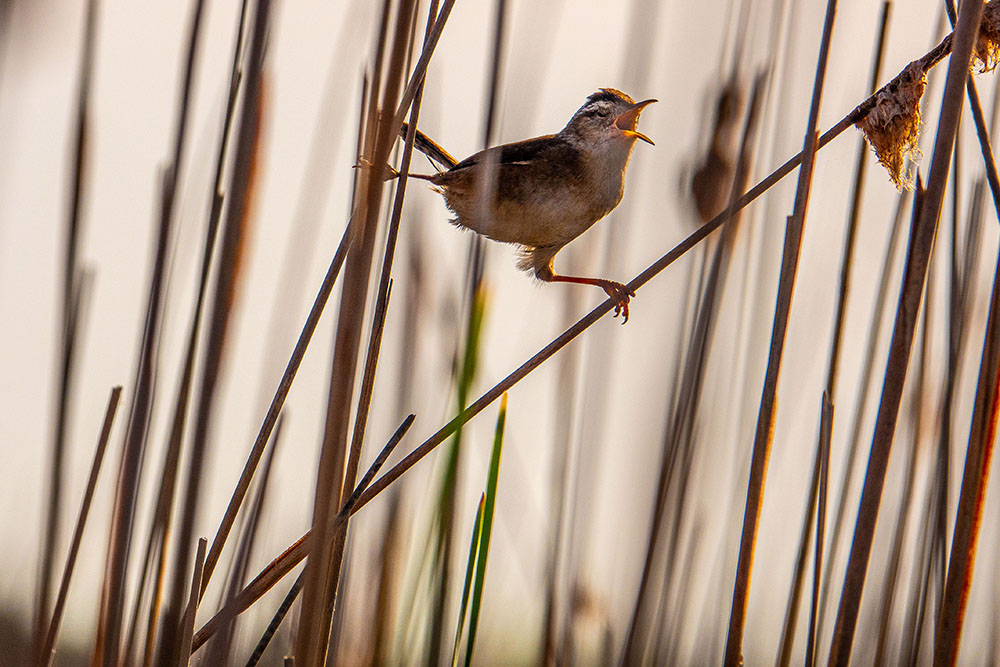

{"left": 399, "top": 122, "right": 458, "bottom": 170}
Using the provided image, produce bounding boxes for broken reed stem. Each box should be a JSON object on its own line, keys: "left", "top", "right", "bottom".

{"left": 828, "top": 2, "right": 985, "bottom": 662}
{"left": 37, "top": 387, "right": 122, "bottom": 667}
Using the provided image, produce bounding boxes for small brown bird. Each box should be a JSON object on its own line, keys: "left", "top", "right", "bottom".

{"left": 402, "top": 88, "right": 656, "bottom": 322}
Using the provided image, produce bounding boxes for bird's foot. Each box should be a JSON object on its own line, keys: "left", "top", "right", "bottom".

{"left": 353, "top": 158, "right": 400, "bottom": 181}
{"left": 547, "top": 273, "right": 636, "bottom": 324}
{"left": 597, "top": 280, "right": 636, "bottom": 324}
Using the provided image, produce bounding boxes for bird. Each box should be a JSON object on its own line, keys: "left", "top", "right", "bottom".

{"left": 399, "top": 88, "right": 655, "bottom": 322}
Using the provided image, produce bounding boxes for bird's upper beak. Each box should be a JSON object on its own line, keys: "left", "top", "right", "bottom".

{"left": 614, "top": 99, "right": 657, "bottom": 145}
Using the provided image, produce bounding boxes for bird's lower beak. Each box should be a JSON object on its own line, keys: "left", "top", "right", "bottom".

{"left": 614, "top": 98, "right": 657, "bottom": 145}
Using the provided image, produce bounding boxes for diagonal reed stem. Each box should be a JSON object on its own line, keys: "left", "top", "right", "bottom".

{"left": 37, "top": 387, "right": 122, "bottom": 667}
{"left": 190, "top": 414, "right": 414, "bottom": 653}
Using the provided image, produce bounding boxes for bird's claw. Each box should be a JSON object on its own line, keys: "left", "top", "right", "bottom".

{"left": 601, "top": 281, "right": 635, "bottom": 324}
{"left": 353, "top": 158, "right": 400, "bottom": 181}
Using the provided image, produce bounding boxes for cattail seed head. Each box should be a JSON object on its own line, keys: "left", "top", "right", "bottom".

{"left": 857, "top": 60, "right": 926, "bottom": 190}
{"left": 974, "top": 1, "right": 1000, "bottom": 72}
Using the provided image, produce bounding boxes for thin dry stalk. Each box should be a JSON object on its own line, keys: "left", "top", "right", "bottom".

{"left": 370, "top": 235, "right": 425, "bottom": 662}
{"left": 130, "top": 7, "right": 250, "bottom": 661}
{"left": 327, "top": 1, "right": 437, "bottom": 656}
{"left": 817, "top": 185, "right": 911, "bottom": 644}
{"left": 191, "top": 415, "right": 414, "bottom": 654}
{"left": 827, "top": 0, "right": 984, "bottom": 661}
{"left": 723, "top": 0, "right": 837, "bottom": 661}
{"left": 871, "top": 278, "right": 932, "bottom": 666}
{"left": 34, "top": 0, "right": 97, "bottom": 655}
{"left": 428, "top": 0, "right": 506, "bottom": 659}
{"left": 806, "top": 393, "right": 833, "bottom": 667}
{"left": 246, "top": 570, "right": 305, "bottom": 667}
{"left": 158, "top": 1, "right": 264, "bottom": 661}
{"left": 934, "top": 215, "right": 1000, "bottom": 667}
{"left": 829, "top": 0, "right": 891, "bottom": 401}
{"left": 177, "top": 539, "right": 207, "bottom": 667}
{"left": 827, "top": 181, "right": 931, "bottom": 665}
{"left": 776, "top": 405, "right": 828, "bottom": 667}
{"left": 776, "top": 8, "right": 894, "bottom": 661}
{"left": 899, "top": 448, "right": 947, "bottom": 664}
{"left": 37, "top": 386, "right": 122, "bottom": 667}
{"left": 200, "top": 0, "right": 457, "bottom": 638}
{"left": 97, "top": 27, "right": 203, "bottom": 655}
{"left": 204, "top": 415, "right": 285, "bottom": 665}
{"left": 294, "top": 0, "right": 413, "bottom": 660}
{"left": 199, "top": 100, "right": 364, "bottom": 600}
{"left": 943, "top": 0, "right": 1000, "bottom": 222}
{"left": 623, "top": 72, "right": 764, "bottom": 665}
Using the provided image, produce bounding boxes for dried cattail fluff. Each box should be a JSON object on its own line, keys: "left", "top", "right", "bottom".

{"left": 974, "top": 0, "right": 1000, "bottom": 72}
{"left": 857, "top": 60, "right": 926, "bottom": 190}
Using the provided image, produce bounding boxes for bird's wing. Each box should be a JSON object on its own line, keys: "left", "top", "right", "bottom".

{"left": 448, "top": 135, "right": 561, "bottom": 172}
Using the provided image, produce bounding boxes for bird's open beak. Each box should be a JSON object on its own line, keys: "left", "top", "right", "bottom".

{"left": 614, "top": 98, "right": 657, "bottom": 145}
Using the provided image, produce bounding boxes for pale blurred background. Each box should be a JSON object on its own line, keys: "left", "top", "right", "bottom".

{"left": 2, "top": 0, "right": 998, "bottom": 664}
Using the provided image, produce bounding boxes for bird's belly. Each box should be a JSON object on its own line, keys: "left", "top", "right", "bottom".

{"left": 446, "top": 181, "right": 619, "bottom": 248}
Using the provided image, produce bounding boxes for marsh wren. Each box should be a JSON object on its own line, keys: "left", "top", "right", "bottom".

{"left": 402, "top": 88, "right": 656, "bottom": 322}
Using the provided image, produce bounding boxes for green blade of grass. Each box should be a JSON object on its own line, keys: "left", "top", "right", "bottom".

{"left": 452, "top": 496, "right": 485, "bottom": 667}
{"left": 429, "top": 283, "right": 488, "bottom": 662}
{"left": 464, "top": 393, "right": 506, "bottom": 667}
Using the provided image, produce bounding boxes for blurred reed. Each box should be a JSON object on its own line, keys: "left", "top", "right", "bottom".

{"left": 13, "top": 0, "right": 1000, "bottom": 665}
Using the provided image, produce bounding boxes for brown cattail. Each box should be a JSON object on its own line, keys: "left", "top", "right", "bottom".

{"left": 689, "top": 82, "right": 741, "bottom": 223}
{"left": 857, "top": 60, "right": 927, "bottom": 190}
{"left": 974, "top": 0, "right": 1000, "bottom": 72}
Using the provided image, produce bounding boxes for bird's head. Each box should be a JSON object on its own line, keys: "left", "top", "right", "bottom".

{"left": 562, "top": 88, "right": 657, "bottom": 148}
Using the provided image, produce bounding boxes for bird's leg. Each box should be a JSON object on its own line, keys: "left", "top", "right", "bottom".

{"left": 353, "top": 159, "right": 439, "bottom": 183}
{"left": 546, "top": 274, "right": 636, "bottom": 323}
